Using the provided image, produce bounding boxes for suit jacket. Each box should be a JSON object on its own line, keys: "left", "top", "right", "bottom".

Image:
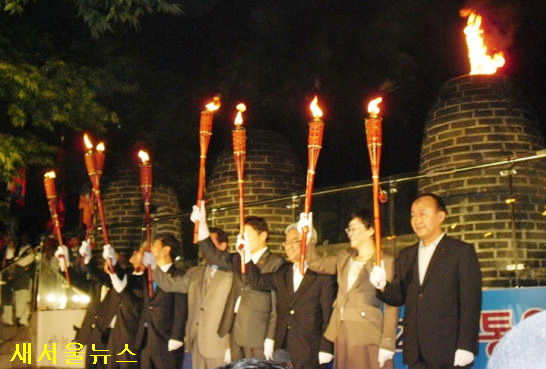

{"left": 199, "top": 237, "right": 285, "bottom": 348}
{"left": 134, "top": 266, "right": 187, "bottom": 354}
{"left": 307, "top": 247, "right": 399, "bottom": 351}
{"left": 247, "top": 261, "right": 336, "bottom": 368}
{"left": 153, "top": 265, "right": 233, "bottom": 360}
{"left": 378, "top": 235, "right": 482, "bottom": 366}
{"left": 74, "top": 262, "right": 116, "bottom": 347}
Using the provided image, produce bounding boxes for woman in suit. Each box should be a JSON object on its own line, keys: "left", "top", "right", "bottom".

{"left": 304, "top": 209, "right": 398, "bottom": 369}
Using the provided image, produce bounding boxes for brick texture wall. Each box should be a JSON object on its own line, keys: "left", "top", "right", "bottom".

{"left": 206, "top": 129, "right": 305, "bottom": 252}
{"left": 94, "top": 169, "right": 182, "bottom": 255}
{"left": 418, "top": 74, "right": 546, "bottom": 287}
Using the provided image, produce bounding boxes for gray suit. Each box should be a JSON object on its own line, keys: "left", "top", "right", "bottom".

{"left": 154, "top": 265, "right": 233, "bottom": 369}
{"left": 198, "top": 237, "right": 285, "bottom": 359}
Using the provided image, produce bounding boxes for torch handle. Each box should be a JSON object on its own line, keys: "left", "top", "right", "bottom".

{"left": 299, "top": 168, "right": 316, "bottom": 275}
{"left": 144, "top": 204, "right": 154, "bottom": 298}
{"left": 94, "top": 189, "right": 115, "bottom": 274}
{"left": 234, "top": 154, "right": 246, "bottom": 274}
{"left": 372, "top": 174, "right": 382, "bottom": 266}
{"left": 48, "top": 199, "right": 71, "bottom": 286}
{"left": 193, "top": 156, "right": 207, "bottom": 244}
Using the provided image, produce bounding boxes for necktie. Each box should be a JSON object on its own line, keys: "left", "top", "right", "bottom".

{"left": 152, "top": 282, "right": 157, "bottom": 292}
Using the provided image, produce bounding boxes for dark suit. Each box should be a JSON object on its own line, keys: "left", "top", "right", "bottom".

{"left": 247, "top": 261, "right": 336, "bottom": 369}
{"left": 74, "top": 261, "right": 116, "bottom": 369}
{"left": 134, "top": 266, "right": 187, "bottom": 369}
{"left": 377, "top": 235, "right": 482, "bottom": 368}
{"left": 199, "top": 237, "right": 285, "bottom": 359}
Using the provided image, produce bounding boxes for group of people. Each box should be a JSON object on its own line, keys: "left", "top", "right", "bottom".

{"left": 52, "top": 192, "right": 482, "bottom": 369}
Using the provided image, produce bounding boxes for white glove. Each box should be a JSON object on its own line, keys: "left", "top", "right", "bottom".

{"left": 54, "top": 245, "right": 70, "bottom": 272}
{"left": 223, "top": 348, "right": 231, "bottom": 364}
{"left": 167, "top": 338, "right": 183, "bottom": 352}
{"left": 109, "top": 273, "right": 127, "bottom": 293}
{"left": 79, "top": 240, "right": 92, "bottom": 265}
{"left": 236, "top": 233, "right": 251, "bottom": 264}
{"left": 378, "top": 348, "right": 395, "bottom": 367}
{"left": 142, "top": 251, "right": 157, "bottom": 270}
{"left": 263, "top": 338, "right": 274, "bottom": 360}
{"left": 318, "top": 351, "right": 334, "bottom": 364}
{"left": 190, "top": 201, "right": 210, "bottom": 241}
{"left": 369, "top": 260, "right": 387, "bottom": 289}
{"left": 102, "top": 244, "right": 117, "bottom": 266}
{"left": 453, "top": 348, "right": 474, "bottom": 366}
{"left": 297, "top": 212, "right": 314, "bottom": 244}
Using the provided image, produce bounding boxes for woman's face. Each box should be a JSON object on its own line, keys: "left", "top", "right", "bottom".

{"left": 345, "top": 217, "right": 374, "bottom": 249}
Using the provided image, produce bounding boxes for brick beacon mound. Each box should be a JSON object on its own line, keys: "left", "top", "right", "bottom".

{"left": 206, "top": 129, "right": 305, "bottom": 252}
{"left": 418, "top": 74, "right": 546, "bottom": 287}
{"left": 95, "top": 168, "right": 182, "bottom": 254}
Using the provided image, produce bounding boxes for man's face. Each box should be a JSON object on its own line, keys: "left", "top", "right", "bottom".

{"left": 346, "top": 217, "right": 373, "bottom": 248}
{"left": 410, "top": 196, "right": 446, "bottom": 245}
{"left": 210, "top": 232, "right": 228, "bottom": 252}
{"left": 129, "top": 245, "right": 145, "bottom": 268}
{"left": 244, "top": 224, "right": 267, "bottom": 254}
{"left": 151, "top": 239, "right": 166, "bottom": 259}
{"left": 283, "top": 229, "right": 301, "bottom": 264}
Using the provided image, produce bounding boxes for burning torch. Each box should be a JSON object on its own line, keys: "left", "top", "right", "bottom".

{"left": 232, "top": 103, "right": 247, "bottom": 273}
{"left": 138, "top": 150, "right": 154, "bottom": 297}
{"left": 193, "top": 97, "right": 221, "bottom": 244}
{"left": 43, "top": 171, "right": 71, "bottom": 285}
{"left": 365, "top": 97, "right": 384, "bottom": 266}
{"left": 83, "top": 134, "right": 114, "bottom": 273}
{"left": 299, "top": 96, "right": 325, "bottom": 274}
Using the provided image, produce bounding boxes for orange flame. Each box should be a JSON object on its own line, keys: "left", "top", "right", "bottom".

{"left": 205, "top": 97, "right": 221, "bottom": 112}
{"left": 462, "top": 10, "right": 505, "bottom": 75}
{"left": 44, "top": 171, "right": 56, "bottom": 179}
{"left": 138, "top": 150, "right": 150, "bottom": 164}
{"left": 83, "top": 134, "right": 93, "bottom": 150}
{"left": 96, "top": 142, "right": 105, "bottom": 152}
{"left": 367, "top": 97, "right": 383, "bottom": 117}
{"left": 309, "top": 96, "right": 323, "bottom": 119}
{"left": 234, "top": 103, "right": 246, "bottom": 126}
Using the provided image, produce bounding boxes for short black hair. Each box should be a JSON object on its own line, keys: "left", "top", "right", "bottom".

{"left": 244, "top": 216, "right": 269, "bottom": 235}
{"left": 350, "top": 209, "right": 373, "bottom": 228}
{"left": 153, "top": 233, "right": 180, "bottom": 257}
{"left": 216, "top": 358, "right": 288, "bottom": 369}
{"left": 414, "top": 193, "right": 447, "bottom": 213}
{"left": 209, "top": 227, "right": 228, "bottom": 244}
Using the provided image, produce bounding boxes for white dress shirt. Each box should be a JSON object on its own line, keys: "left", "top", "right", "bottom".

{"left": 418, "top": 233, "right": 444, "bottom": 285}
{"left": 292, "top": 262, "right": 308, "bottom": 291}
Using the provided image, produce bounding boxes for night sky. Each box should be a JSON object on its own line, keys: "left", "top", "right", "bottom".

{"left": 8, "top": 0, "right": 546, "bottom": 240}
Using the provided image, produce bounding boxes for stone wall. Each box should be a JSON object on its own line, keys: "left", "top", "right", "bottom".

{"left": 419, "top": 74, "right": 546, "bottom": 287}
{"left": 206, "top": 129, "right": 305, "bottom": 252}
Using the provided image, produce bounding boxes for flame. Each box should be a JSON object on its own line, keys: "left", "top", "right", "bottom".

{"left": 367, "top": 97, "right": 383, "bottom": 116}
{"left": 462, "top": 10, "right": 505, "bottom": 75}
{"left": 309, "top": 96, "right": 323, "bottom": 119}
{"left": 96, "top": 142, "right": 105, "bottom": 152}
{"left": 234, "top": 103, "right": 246, "bottom": 126}
{"left": 206, "top": 97, "right": 221, "bottom": 112}
{"left": 138, "top": 150, "right": 150, "bottom": 164}
{"left": 83, "top": 134, "right": 93, "bottom": 150}
{"left": 44, "top": 171, "right": 56, "bottom": 179}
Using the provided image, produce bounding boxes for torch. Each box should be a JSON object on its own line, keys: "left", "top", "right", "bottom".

{"left": 83, "top": 134, "right": 114, "bottom": 273}
{"left": 193, "top": 97, "right": 221, "bottom": 244}
{"left": 138, "top": 150, "right": 154, "bottom": 297}
{"left": 365, "top": 97, "right": 384, "bottom": 266}
{"left": 232, "top": 103, "right": 247, "bottom": 273}
{"left": 43, "top": 171, "right": 71, "bottom": 286}
{"left": 299, "top": 96, "right": 325, "bottom": 274}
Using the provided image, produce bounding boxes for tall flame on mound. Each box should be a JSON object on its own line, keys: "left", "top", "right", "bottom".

{"left": 461, "top": 9, "right": 505, "bottom": 75}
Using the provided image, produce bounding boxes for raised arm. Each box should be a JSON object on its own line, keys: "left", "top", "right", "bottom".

{"left": 152, "top": 267, "right": 192, "bottom": 294}
{"left": 306, "top": 240, "right": 338, "bottom": 275}
{"left": 246, "top": 260, "right": 275, "bottom": 291}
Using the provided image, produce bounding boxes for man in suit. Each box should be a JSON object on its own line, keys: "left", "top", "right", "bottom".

{"left": 244, "top": 222, "right": 336, "bottom": 369}
{"left": 370, "top": 193, "right": 482, "bottom": 369}
{"left": 132, "top": 234, "right": 187, "bottom": 369}
{"left": 145, "top": 228, "right": 233, "bottom": 369}
{"left": 192, "top": 201, "right": 285, "bottom": 361}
